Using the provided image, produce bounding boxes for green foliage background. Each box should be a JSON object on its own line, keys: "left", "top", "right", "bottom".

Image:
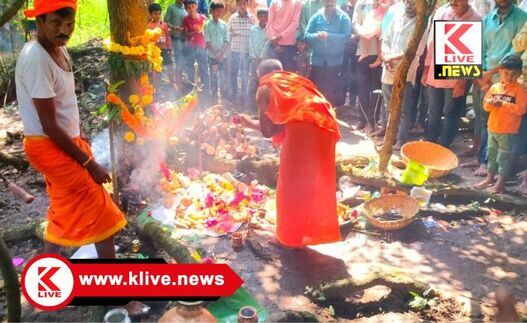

{"left": 69, "top": 0, "right": 109, "bottom": 46}
{"left": 69, "top": 0, "right": 176, "bottom": 46}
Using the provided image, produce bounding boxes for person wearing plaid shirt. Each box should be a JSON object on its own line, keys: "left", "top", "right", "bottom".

{"left": 228, "top": 0, "right": 256, "bottom": 107}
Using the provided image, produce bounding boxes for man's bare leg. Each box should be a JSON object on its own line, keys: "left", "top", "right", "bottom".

{"left": 474, "top": 163, "right": 488, "bottom": 177}
{"left": 43, "top": 241, "right": 61, "bottom": 254}
{"left": 475, "top": 172, "right": 495, "bottom": 189}
{"left": 487, "top": 175, "right": 506, "bottom": 194}
{"left": 95, "top": 235, "right": 116, "bottom": 259}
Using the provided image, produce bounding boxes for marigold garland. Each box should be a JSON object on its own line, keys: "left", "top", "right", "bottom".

{"left": 104, "top": 28, "right": 163, "bottom": 72}
{"left": 106, "top": 74, "right": 199, "bottom": 141}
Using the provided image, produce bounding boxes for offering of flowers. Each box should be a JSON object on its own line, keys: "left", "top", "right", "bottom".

{"left": 158, "top": 169, "right": 276, "bottom": 234}
{"left": 156, "top": 168, "right": 355, "bottom": 235}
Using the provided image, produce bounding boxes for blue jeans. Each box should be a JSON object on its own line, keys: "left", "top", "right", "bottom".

{"left": 184, "top": 47, "right": 210, "bottom": 99}
{"left": 171, "top": 38, "right": 185, "bottom": 71}
{"left": 382, "top": 82, "right": 414, "bottom": 145}
{"left": 230, "top": 51, "right": 250, "bottom": 105}
{"left": 208, "top": 58, "right": 228, "bottom": 103}
{"left": 425, "top": 86, "right": 467, "bottom": 148}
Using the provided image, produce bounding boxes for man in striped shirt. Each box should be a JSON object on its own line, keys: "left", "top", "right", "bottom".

{"left": 229, "top": 0, "right": 256, "bottom": 107}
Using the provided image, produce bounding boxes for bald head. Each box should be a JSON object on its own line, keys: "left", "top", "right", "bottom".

{"left": 257, "top": 59, "right": 283, "bottom": 79}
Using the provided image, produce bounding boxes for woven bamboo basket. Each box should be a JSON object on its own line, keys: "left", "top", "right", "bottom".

{"left": 363, "top": 195, "right": 420, "bottom": 231}
{"left": 401, "top": 141, "right": 459, "bottom": 178}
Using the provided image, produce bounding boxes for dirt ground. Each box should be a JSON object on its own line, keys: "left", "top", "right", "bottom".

{"left": 1, "top": 103, "right": 527, "bottom": 322}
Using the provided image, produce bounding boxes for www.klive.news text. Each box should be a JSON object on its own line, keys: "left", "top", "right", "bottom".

{"left": 21, "top": 254, "right": 244, "bottom": 311}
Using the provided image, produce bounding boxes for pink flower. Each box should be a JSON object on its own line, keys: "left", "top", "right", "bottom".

{"left": 230, "top": 192, "right": 245, "bottom": 206}
{"left": 251, "top": 189, "right": 264, "bottom": 203}
{"left": 205, "top": 219, "right": 218, "bottom": 227}
{"left": 205, "top": 194, "right": 215, "bottom": 208}
{"left": 187, "top": 167, "right": 200, "bottom": 179}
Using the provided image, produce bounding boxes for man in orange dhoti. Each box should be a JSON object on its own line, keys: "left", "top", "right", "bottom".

{"left": 238, "top": 59, "right": 341, "bottom": 248}
{"left": 15, "top": 0, "right": 127, "bottom": 257}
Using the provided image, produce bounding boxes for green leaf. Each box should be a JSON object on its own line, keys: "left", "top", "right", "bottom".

{"left": 409, "top": 291, "right": 420, "bottom": 298}
{"left": 409, "top": 296, "right": 427, "bottom": 310}
{"left": 107, "top": 108, "right": 119, "bottom": 121}
{"left": 327, "top": 305, "right": 335, "bottom": 316}
{"left": 98, "top": 103, "right": 108, "bottom": 114}
{"left": 109, "top": 80, "right": 125, "bottom": 93}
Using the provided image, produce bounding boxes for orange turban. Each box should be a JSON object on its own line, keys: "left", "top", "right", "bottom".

{"left": 24, "top": 0, "right": 77, "bottom": 18}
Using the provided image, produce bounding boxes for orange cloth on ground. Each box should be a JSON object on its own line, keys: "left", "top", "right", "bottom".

{"left": 484, "top": 82, "right": 527, "bottom": 134}
{"left": 259, "top": 71, "right": 341, "bottom": 248}
{"left": 24, "top": 137, "right": 127, "bottom": 247}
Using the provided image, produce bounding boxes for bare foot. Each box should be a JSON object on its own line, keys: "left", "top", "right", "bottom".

{"left": 460, "top": 159, "right": 479, "bottom": 168}
{"left": 364, "top": 124, "right": 375, "bottom": 134}
{"left": 486, "top": 184, "right": 505, "bottom": 194}
{"left": 495, "top": 287, "right": 519, "bottom": 322}
{"left": 475, "top": 177, "right": 494, "bottom": 189}
{"left": 358, "top": 54, "right": 367, "bottom": 62}
{"left": 368, "top": 57, "right": 382, "bottom": 68}
{"left": 474, "top": 164, "right": 488, "bottom": 177}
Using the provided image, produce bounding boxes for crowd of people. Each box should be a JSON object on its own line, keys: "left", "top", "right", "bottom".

{"left": 148, "top": 0, "right": 527, "bottom": 196}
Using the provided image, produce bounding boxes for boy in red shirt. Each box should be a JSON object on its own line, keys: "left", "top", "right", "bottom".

{"left": 476, "top": 55, "right": 527, "bottom": 194}
{"left": 182, "top": 0, "right": 210, "bottom": 100}
{"left": 148, "top": 3, "right": 173, "bottom": 90}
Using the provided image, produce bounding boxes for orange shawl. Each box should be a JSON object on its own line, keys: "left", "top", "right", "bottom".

{"left": 259, "top": 70, "right": 341, "bottom": 142}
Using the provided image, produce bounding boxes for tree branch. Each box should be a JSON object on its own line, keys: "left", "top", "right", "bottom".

{"left": 0, "top": 0, "right": 26, "bottom": 28}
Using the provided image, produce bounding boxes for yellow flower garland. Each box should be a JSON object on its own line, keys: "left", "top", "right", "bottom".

{"left": 104, "top": 28, "right": 163, "bottom": 72}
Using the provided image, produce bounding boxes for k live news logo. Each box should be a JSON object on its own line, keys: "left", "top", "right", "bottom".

{"left": 22, "top": 254, "right": 75, "bottom": 311}
{"left": 434, "top": 20, "right": 483, "bottom": 79}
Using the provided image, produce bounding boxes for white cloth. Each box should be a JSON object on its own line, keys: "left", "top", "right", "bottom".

{"left": 470, "top": 0, "right": 495, "bottom": 17}
{"left": 15, "top": 41, "right": 80, "bottom": 137}
{"left": 353, "top": 0, "right": 380, "bottom": 56}
{"left": 381, "top": 10, "right": 426, "bottom": 85}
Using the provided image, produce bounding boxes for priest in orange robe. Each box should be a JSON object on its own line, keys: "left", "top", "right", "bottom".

{"left": 238, "top": 59, "right": 341, "bottom": 248}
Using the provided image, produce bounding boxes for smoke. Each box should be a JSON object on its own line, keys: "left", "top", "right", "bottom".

{"left": 91, "top": 128, "right": 111, "bottom": 169}
{"left": 128, "top": 139, "right": 168, "bottom": 197}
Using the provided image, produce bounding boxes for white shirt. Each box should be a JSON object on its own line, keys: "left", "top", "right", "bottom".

{"left": 381, "top": 10, "right": 426, "bottom": 85}
{"left": 15, "top": 41, "right": 80, "bottom": 137}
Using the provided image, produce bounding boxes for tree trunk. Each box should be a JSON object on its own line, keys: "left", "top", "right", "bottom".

{"left": 0, "top": 0, "right": 26, "bottom": 28}
{"left": 0, "top": 237, "right": 21, "bottom": 322}
{"left": 107, "top": 0, "right": 149, "bottom": 46}
{"left": 378, "top": 0, "right": 436, "bottom": 172}
{"left": 106, "top": 0, "right": 149, "bottom": 205}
